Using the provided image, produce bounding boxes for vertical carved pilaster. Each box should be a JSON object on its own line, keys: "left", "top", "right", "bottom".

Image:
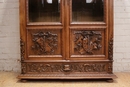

{"left": 108, "top": 63, "right": 112, "bottom": 74}
{"left": 108, "top": 37, "right": 113, "bottom": 73}
{"left": 20, "top": 38, "right": 26, "bottom": 74}
{"left": 108, "top": 38, "right": 113, "bottom": 60}
{"left": 21, "top": 63, "right": 27, "bottom": 74}
{"left": 20, "top": 38, "right": 25, "bottom": 61}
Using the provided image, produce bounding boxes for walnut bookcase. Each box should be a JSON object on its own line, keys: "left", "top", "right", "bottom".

{"left": 18, "top": 0, "right": 117, "bottom": 81}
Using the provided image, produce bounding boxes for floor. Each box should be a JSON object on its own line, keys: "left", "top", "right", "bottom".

{"left": 0, "top": 72, "right": 130, "bottom": 87}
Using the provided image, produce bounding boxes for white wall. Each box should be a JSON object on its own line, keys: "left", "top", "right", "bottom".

{"left": 0, "top": 0, "right": 20, "bottom": 72}
{"left": 0, "top": 0, "right": 130, "bottom": 72}
{"left": 113, "top": 0, "right": 130, "bottom": 72}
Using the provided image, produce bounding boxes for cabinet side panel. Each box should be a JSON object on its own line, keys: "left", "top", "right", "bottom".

{"left": 20, "top": 0, "right": 27, "bottom": 61}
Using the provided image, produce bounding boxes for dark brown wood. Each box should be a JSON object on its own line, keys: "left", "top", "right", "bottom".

{"left": 18, "top": 0, "right": 117, "bottom": 81}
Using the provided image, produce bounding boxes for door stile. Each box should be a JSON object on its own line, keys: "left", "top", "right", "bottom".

{"left": 61, "top": 0, "right": 66, "bottom": 60}
{"left": 64, "top": 0, "right": 70, "bottom": 60}
{"left": 104, "top": 0, "right": 109, "bottom": 60}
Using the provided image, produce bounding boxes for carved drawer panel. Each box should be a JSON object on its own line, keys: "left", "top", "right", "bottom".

{"left": 70, "top": 29, "right": 105, "bottom": 57}
{"left": 27, "top": 29, "right": 62, "bottom": 57}
{"left": 21, "top": 62, "right": 112, "bottom": 74}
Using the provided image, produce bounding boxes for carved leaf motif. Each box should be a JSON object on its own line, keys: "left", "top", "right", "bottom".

{"left": 74, "top": 31, "right": 102, "bottom": 55}
{"left": 32, "top": 31, "right": 58, "bottom": 55}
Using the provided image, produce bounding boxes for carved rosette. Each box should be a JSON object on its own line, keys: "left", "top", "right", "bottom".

{"left": 20, "top": 38, "right": 25, "bottom": 61}
{"left": 74, "top": 31, "right": 102, "bottom": 55}
{"left": 32, "top": 31, "right": 58, "bottom": 55}
{"left": 108, "top": 38, "right": 113, "bottom": 60}
{"left": 27, "top": 63, "right": 106, "bottom": 73}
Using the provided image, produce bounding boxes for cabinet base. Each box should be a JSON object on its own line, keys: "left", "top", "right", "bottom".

{"left": 18, "top": 73, "right": 117, "bottom": 80}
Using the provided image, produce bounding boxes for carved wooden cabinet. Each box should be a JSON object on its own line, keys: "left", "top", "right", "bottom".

{"left": 18, "top": 0, "right": 117, "bottom": 80}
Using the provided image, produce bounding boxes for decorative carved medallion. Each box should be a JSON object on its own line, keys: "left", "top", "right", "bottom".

{"left": 20, "top": 38, "right": 25, "bottom": 61}
{"left": 32, "top": 31, "right": 58, "bottom": 55}
{"left": 109, "top": 38, "right": 113, "bottom": 60}
{"left": 63, "top": 65, "right": 71, "bottom": 72}
{"left": 74, "top": 31, "right": 102, "bottom": 55}
{"left": 27, "top": 63, "right": 106, "bottom": 73}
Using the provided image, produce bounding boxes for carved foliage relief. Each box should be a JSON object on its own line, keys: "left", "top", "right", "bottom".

{"left": 31, "top": 31, "right": 58, "bottom": 55}
{"left": 73, "top": 31, "right": 102, "bottom": 55}
{"left": 109, "top": 38, "right": 113, "bottom": 60}
{"left": 21, "top": 63, "right": 27, "bottom": 74}
{"left": 20, "top": 38, "right": 25, "bottom": 61}
{"left": 27, "top": 63, "right": 106, "bottom": 73}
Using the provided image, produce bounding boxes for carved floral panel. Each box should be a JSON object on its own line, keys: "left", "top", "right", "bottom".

{"left": 71, "top": 30, "right": 104, "bottom": 55}
{"left": 28, "top": 29, "right": 62, "bottom": 55}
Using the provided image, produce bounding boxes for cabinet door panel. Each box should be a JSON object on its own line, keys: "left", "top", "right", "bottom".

{"left": 70, "top": 29, "right": 106, "bottom": 58}
{"left": 27, "top": 29, "right": 63, "bottom": 59}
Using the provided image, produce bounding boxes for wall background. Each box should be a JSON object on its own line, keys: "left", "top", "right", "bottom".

{"left": 0, "top": 0, "right": 130, "bottom": 72}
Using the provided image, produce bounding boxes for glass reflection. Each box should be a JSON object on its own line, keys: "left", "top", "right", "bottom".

{"left": 72, "top": 0, "right": 104, "bottom": 22}
{"left": 29, "top": 0, "right": 60, "bottom": 22}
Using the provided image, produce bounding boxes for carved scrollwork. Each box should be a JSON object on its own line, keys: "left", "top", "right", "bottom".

{"left": 108, "top": 38, "right": 113, "bottom": 60}
{"left": 20, "top": 38, "right": 25, "bottom": 61}
{"left": 74, "top": 31, "right": 102, "bottom": 55}
{"left": 27, "top": 63, "right": 106, "bottom": 73}
{"left": 32, "top": 31, "right": 58, "bottom": 55}
{"left": 83, "top": 64, "right": 105, "bottom": 72}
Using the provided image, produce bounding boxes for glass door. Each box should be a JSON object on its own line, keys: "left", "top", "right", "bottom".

{"left": 72, "top": 0, "right": 104, "bottom": 22}
{"left": 26, "top": 0, "right": 65, "bottom": 60}
{"left": 68, "top": 0, "right": 108, "bottom": 60}
{"left": 27, "top": 0, "right": 63, "bottom": 25}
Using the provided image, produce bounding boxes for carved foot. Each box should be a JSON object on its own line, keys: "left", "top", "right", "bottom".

{"left": 21, "top": 79, "right": 27, "bottom": 83}
{"left": 106, "top": 79, "right": 113, "bottom": 83}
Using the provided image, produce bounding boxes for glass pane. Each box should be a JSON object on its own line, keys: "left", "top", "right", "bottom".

{"left": 29, "top": 0, "right": 60, "bottom": 22}
{"left": 72, "top": 0, "right": 104, "bottom": 22}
